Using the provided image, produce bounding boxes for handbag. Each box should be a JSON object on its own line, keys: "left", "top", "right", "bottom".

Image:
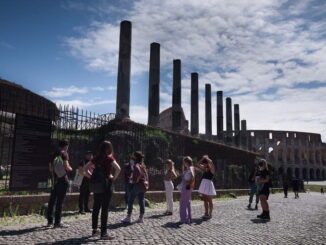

{"left": 72, "top": 171, "right": 84, "bottom": 187}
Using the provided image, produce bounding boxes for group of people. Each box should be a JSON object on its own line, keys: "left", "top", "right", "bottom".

{"left": 46, "top": 139, "right": 271, "bottom": 240}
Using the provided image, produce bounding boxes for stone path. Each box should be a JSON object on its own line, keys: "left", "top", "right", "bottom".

{"left": 0, "top": 193, "right": 325, "bottom": 244}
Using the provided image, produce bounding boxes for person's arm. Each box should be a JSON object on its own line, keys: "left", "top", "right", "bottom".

{"left": 78, "top": 166, "right": 84, "bottom": 175}
{"left": 110, "top": 160, "right": 121, "bottom": 180}
{"left": 63, "top": 160, "right": 73, "bottom": 172}
{"left": 208, "top": 160, "right": 215, "bottom": 174}
{"left": 83, "top": 162, "right": 93, "bottom": 179}
{"left": 49, "top": 162, "right": 53, "bottom": 172}
{"left": 171, "top": 169, "right": 178, "bottom": 179}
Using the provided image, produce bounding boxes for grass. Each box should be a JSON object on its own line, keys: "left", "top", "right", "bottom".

{"left": 304, "top": 185, "right": 325, "bottom": 193}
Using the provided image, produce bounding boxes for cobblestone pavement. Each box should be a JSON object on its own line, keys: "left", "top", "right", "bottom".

{"left": 0, "top": 193, "right": 325, "bottom": 244}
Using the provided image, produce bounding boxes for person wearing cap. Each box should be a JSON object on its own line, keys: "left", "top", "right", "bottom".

{"left": 78, "top": 150, "right": 93, "bottom": 214}
{"left": 256, "top": 159, "right": 271, "bottom": 220}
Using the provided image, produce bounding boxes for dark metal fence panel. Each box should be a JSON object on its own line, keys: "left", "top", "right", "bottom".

{"left": 1, "top": 103, "right": 263, "bottom": 192}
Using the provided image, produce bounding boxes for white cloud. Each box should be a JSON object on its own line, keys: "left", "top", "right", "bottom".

{"left": 54, "top": 99, "right": 115, "bottom": 107}
{"left": 43, "top": 85, "right": 117, "bottom": 98}
{"left": 64, "top": 0, "right": 326, "bottom": 141}
{"left": 43, "top": 86, "right": 88, "bottom": 98}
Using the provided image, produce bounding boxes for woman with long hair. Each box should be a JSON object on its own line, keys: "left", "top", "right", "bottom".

{"left": 196, "top": 155, "right": 216, "bottom": 219}
{"left": 178, "top": 156, "right": 195, "bottom": 224}
{"left": 163, "top": 159, "right": 177, "bottom": 215}
{"left": 256, "top": 159, "right": 271, "bottom": 220}
{"left": 84, "top": 141, "right": 121, "bottom": 240}
{"left": 122, "top": 151, "right": 149, "bottom": 223}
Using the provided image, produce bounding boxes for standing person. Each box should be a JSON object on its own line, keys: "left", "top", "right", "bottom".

{"left": 78, "top": 151, "right": 93, "bottom": 214}
{"left": 247, "top": 165, "right": 259, "bottom": 209}
{"left": 196, "top": 155, "right": 216, "bottom": 219}
{"left": 122, "top": 151, "right": 149, "bottom": 224}
{"left": 292, "top": 177, "right": 300, "bottom": 199}
{"left": 256, "top": 159, "right": 271, "bottom": 220}
{"left": 321, "top": 187, "right": 324, "bottom": 194}
{"left": 84, "top": 141, "right": 121, "bottom": 240}
{"left": 178, "top": 156, "right": 195, "bottom": 224}
{"left": 123, "top": 156, "right": 135, "bottom": 210}
{"left": 47, "top": 139, "right": 73, "bottom": 228}
{"left": 283, "top": 177, "right": 289, "bottom": 198}
{"left": 163, "top": 159, "right": 177, "bottom": 215}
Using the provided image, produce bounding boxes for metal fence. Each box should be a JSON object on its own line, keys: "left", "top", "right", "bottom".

{"left": 1, "top": 104, "right": 268, "bottom": 192}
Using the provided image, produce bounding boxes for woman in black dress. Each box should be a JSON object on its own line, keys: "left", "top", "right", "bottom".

{"left": 256, "top": 159, "right": 271, "bottom": 220}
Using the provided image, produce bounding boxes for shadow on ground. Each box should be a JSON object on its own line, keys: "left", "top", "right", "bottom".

{"left": 35, "top": 235, "right": 92, "bottom": 245}
{"left": 250, "top": 218, "right": 271, "bottom": 224}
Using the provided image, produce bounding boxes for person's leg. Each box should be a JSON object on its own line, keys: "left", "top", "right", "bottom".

{"left": 186, "top": 190, "right": 192, "bottom": 222}
{"left": 84, "top": 185, "right": 90, "bottom": 211}
{"left": 248, "top": 184, "right": 254, "bottom": 207}
{"left": 54, "top": 179, "right": 69, "bottom": 225}
{"left": 92, "top": 193, "right": 102, "bottom": 230}
{"left": 79, "top": 181, "right": 85, "bottom": 212}
{"left": 124, "top": 183, "right": 130, "bottom": 208}
{"left": 127, "top": 185, "right": 137, "bottom": 216}
{"left": 208, "top": 196, "right": 213, "bottom": 217}
{"left": 202, "top": 195, "right": 209, "bottom": 216}
{"left": 47, "top": 186, "right": 57, "bottom": 224}
{"left": 100, "top": 185, "right": 112, "bottom": 235}
{"left": 138, "top": 191, "right": 145, "bottom": 217}
{"left": 179, "top": 189, "right": 187, "bottom": 223}
{"left": 165, "top": 181, "right": 173, "bottom": 213}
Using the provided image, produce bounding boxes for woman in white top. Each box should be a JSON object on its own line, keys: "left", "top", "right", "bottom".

{"left": 163, "top": 159, "right": 177, "bottom": 215}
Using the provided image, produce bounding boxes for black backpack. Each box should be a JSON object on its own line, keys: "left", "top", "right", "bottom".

{"left": 89, "top": 162, "right": 109, "bottom": 194}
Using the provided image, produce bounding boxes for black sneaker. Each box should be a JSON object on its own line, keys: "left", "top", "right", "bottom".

{"left": 262, "top": 212, "right": 270, "bottom": 220}
{"left": 85, "top": 209, "right": 92, "bottom": 213}
{"left": 53, "top": 223, "right": 69, "bottom": 228}
{"left": 100, "top": 233, "right": 115, "bottom": 240}
{"left": 92, "top": 229, "right": 99, "bottom": 236}
{"left": 79, "top": 210, "right": 86, "bottom": 215}
{"left": 257, "top": 212, "right": 265, "bottom": 218}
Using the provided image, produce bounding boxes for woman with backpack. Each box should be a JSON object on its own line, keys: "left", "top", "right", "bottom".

{"left": 122, "top": 151, "right": 149, "bottom": 224}
{"left": 196, "top": 155, "right": 216, "bottom": 219}
{"left": 84, "top": 141, "right": 121, "bottom": 240}
{"left": 178, "top": 156, "right": 195, "bottom": 224}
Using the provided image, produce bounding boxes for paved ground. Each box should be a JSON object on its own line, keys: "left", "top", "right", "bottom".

{"left": 0, "top": 193, "right": 325, "bottom": 245}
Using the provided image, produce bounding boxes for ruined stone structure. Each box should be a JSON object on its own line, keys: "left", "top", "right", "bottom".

{"left": 241, "top": 130, "right": 326, "bottom": 181}
{"left": 157, "top": 107, "right": 189, "bottom": 134}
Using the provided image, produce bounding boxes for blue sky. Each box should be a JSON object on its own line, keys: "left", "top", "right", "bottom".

{"left": 1, "top": 0, "right": 326, "bottom": 140}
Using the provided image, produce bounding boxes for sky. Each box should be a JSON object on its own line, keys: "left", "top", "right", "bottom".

{"left": 0, "top": 0, "right": 325, "bottom": 141}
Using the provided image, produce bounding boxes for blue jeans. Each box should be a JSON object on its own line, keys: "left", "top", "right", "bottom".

{"left": 127, "top": 184, "right": 145, "bottom": 215}
{"left": 124, "top": 183, "right": 133, "bottom": 207}
{"left": 249, "top": 183, "right": 259, "bottom": 204}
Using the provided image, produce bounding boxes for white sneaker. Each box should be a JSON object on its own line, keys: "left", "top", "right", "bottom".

{"left": 136, "top": 217, "right": 144, "bottom": 223}
{"left": 121, "top": 216, "right": 131, "bottom": 223}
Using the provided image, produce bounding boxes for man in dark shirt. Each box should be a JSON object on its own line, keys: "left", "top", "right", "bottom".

{"left": 78, "top": 151, "right": 93, "bottom": 214}
{"left": 47, "top": 139, "right": 72, "bottom": 228}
